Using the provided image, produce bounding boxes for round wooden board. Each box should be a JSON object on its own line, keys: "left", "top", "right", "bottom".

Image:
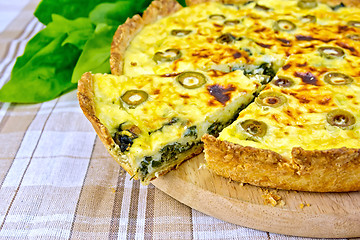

{"left": 152, "top": 153, "right": 360, "bottom": 238}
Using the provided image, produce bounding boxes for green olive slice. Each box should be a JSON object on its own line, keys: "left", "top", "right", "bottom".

{"left": 118, "top": 122, "right": 141, "bottom": 137}
{"left": 176, "top": 71, "right": 207, "bottom": 89}
{"left": 240, "top": 119, "right": 267, "bottom": 137}
{"left": 216, "top": 33, "right": 236, "bottom": 44}
{"left": 326, "top": 109, "right": 356, "bottom": 128}
{"left": 121, "top": 90, "right": 148, "bottom": 107}
{"left": 209, "top": 14, "right": 226, "bottom": 20}
{"left": 318, "top": 46, "right": 345, "bottom": 59}
{"left": 297, "top": 0, "right": 318, "bottom": 9}
{"left": 346, "top": 34, "right": 360, "bottom": 41}
{"left": 301, "top": 15, "right": 316, "bottom": 23}
{"left": 153, "top": 49, "right": 182, "bottom": 64}
{"left": 323, "top": 72, "right": 353, "bottom": 85}
{"left": 255, "top": 3, "right": 271, "bottom": 11}
{"left": 224, "top": 19, "right": 241, "bottom": 26}
{"left": 274, "top": 20, "right": 296, "bottom": 32}
{"left": 170, "top": 29, "right": 192, "bottom": 37}
{"left": 256, "top": 91, "right": 287, "bottom": 108}
{"left": 348, "top": 21, "right": 360, "bottom": 28}
{"left": 272, "top": 76, "right": 295, "bottom": 87}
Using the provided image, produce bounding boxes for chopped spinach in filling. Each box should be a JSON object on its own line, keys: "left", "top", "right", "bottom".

{"left": 183, "top": 126, "right": 197, "bottom": 138}
{"left": 148, "top": 117, "right": 180, "bottom": 135}
{"left": 139, "top": 141, "right": 201, "bottom": 178}
{"left": 231, "top": 62, "right": 276, "bottom": 82}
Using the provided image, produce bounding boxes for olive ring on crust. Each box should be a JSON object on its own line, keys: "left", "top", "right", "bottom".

{"left": 318, "top": 46, "right": 345, "bottom": 59}
{"left": 348, "top": 20, "right": 360, "bottom": 28}
{"left": 274, "top": 19, "right": 297, "bottom": 32}
{"left": 327, "top": 109, "right": 356, "bottom": 129}
{"left": 153, "top": 48, "right": 182, "bottom": 64}
{"left": 209, "top": 14, "right": 226, "bottom": 20}
{"left": 256, "top": 91, "right": 287, "bottom": 108}
{"left": 240, "top": 119, "right": 268, "bottom": 138}
{"left": 254, "top": 3, "right": 271, "bottom": 11}
{"left": 224, "top": 19, "right": 241, "bottom": 26}
{"left": 346, "top": 34, "right": 360, "bottom": 41}
{"left": 121, "top": 90, "right": 149, "bottom": 107}
{"left": 170, "top": 29, "right": 192, "bottom": 37}
{"left": 176, "top": 71, "right": 207, "bottom": 89}
{"left": 216, "top": 33, "right": 237, "bottom": 44}
{"left": 323, "top": 72, "right": 354, "bottom": 85}
{"left": 272, "top": 76, "right": 295, "bottom": 88}
{"left": 297, "top": 0, "right": 318, "bottom": 9}
{"left": 301, "top": 15, "right": 316, "bottom": 23}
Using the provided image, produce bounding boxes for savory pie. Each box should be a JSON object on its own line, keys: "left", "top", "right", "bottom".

{"left": 78, "top": 0, "right": 360, "bottom": 191}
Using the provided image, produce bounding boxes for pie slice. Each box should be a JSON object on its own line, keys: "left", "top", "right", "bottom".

{"left": 78, "top": 70, "right": 264, "bottom": 183}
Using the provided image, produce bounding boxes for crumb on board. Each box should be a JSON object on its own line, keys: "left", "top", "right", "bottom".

{"left": 261, "top": 188, "right": 285, "bottom": 207}
{"left": 232, "top": 180, "right": 244, "bottom": 186}
{"left": 299, "top": 202, "right": 311, "bottom": 209}
{"left": 198, "top": 163, "right": 207, "bottom": 170}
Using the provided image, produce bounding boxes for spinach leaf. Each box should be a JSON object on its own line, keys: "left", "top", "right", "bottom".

{"left": 0, "top": 15, "right": 94, "bottom": 103}
{"left": 71, "top": 24, "right": 117, "bottom": 83}
{"left": 34, "top": 0, "right": 119, "bottom": 25}
{"left": 177, "top": 0, "right": 186, "bottom": 6}
{"left": 1, "top": 0, "right": 186, "bottom": 103}
{"left": 89, "top": 1, "right": 135, "bottom": 26}
{"left": 72, "top": 0, "right": 153, "bottom": 82}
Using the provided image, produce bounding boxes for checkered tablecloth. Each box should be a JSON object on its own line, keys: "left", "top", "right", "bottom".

{"left": 0, "top": 0, "right": 354, "bottom": 239}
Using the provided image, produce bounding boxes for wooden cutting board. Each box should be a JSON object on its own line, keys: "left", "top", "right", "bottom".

{"left": 152, "top": 153, "right": 360, "bottom": 238}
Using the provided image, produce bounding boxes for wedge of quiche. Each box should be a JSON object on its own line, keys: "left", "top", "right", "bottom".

{"left": 78, "top": 70, "right": 264, "bottom": 183}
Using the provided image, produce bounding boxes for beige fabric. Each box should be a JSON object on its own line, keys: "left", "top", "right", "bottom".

{"left": 0, "top": 0, "right": 352, "bottom": 239}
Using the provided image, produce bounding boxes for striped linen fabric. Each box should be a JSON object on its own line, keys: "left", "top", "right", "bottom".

{"left": 0, "top": 0, "right": 350, "bottom": 239}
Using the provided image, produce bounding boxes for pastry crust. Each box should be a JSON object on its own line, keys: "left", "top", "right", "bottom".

{"left": 202, "top": 134, "right": 360, "bottom": 192}
{"left": 77, "top": 72, "right": 135, "bottom": 177}
{"left": 110, "top": 0, "right": 182, "bottom": 75}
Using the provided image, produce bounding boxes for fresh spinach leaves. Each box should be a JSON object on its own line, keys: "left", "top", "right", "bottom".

{"left": 0, "top": 0, "right": 185, "bottom": 103}
{"left": 71, "top": 24, "right": 116, "bottom": 83}
{"left": 0, "top": 15, "right": 93, "bottom": 103}
{"left": 34, "top": 0, "right": 120, "bottom": 25}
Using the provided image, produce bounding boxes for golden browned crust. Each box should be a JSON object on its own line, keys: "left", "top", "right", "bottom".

{"left": 202, "top": 134, "right": 360, "bottom": 192}
{"left": 77, "top": 72, "right": 135, "bottom": 177}
{"left": 186, "top": 0, "right": 360, "bottom": 7}
{"left": 110, "top": 0, "right": 182, "bottom": 75}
